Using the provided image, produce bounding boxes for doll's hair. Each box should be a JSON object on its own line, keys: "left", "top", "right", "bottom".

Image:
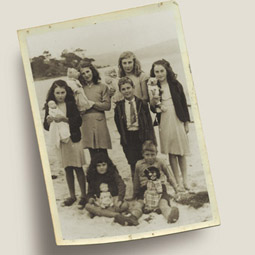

{"left": 87, "top": 152, "right": 118, "bottom": 180}
{"left": 44, "top": 79, "right": 75, "bottom": 109}
{"left": 150, "top": 59, "right": 177, "bottom": 84}
{"left": 78, "top": 60, "right": 101, "bottom": 85}
{"left": 144, "top": 166, "right": 161, "bottom": 180}
{"left": 118, "top": 76, "right": 134, "bottom": 91}
{"left": 142, "top": 140, "right": 157, "bottom": 154}
{"left": 118, "top": 51, "right": 142, "bottom": 77}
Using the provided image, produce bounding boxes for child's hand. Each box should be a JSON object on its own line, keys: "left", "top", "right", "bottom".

{"left": 54, "top": 115, "right": 68, "bottom": 123}
{"left": 108, "top": 87, "right": 116, "bottom": 97}
{"left": 88, "top": 198, "right": 95, "bottom": 204}
{"left": 184, "top": 122, "right": 189, "bottom": 133}
{"left": 46, "top": 115, "right": 54, "bottom": 125}
{"left": 116, "top": 200, "right": 123, "bottom": 208}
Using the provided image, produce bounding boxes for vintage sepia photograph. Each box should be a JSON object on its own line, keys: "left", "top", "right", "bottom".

{"left": 18, "top": 1, "right": 220, "bottom": 245}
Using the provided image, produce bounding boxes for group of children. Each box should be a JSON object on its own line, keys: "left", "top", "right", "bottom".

{"left": 43, "top": 52, "right": 191, "bottom": 226}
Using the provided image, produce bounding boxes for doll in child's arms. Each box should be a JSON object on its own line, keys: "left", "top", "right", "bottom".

{"left": 47, "top": 100, "right": 70, "bottom": 147}
{"left": 147, "top": 77, "right": 167, "bottom": 113}
{"left": 95, "top": 183, "right": 114, "bottom": 209}
{"left": 66, "top": 68, "right": 94, "bottom": 112}
{"left": 143, "top": 166, "right": 163, "bottom": 214}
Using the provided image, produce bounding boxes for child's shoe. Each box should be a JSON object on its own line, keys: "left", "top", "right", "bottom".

{"left": 114, "top": 214, "right": 139, "bottom": 226}
{"left": 167, "top": 206, "right": 179, "bottom": 223}
{"left": 78, "top": 197, "right": 87, "bottom": 210}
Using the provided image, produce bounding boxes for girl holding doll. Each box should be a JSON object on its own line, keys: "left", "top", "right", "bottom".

{"left": 150, "top": 59, "right": 191, "bottom": 191}
{"left": 118, "top": 51, "right": 149, "bottom": 102}
{"left": 43, "top": 80, "right": 86, "bottom": 209}
{"left": 85, "top": 152, "right": 129, "bottom": 218}
{"left": 78, "top": 61, "right": 112, "bottom": 160}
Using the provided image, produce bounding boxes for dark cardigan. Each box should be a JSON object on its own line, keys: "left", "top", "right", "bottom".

{"left": 151, "top": 80, "right": 190, "bottom": 123}
{"left": 114, "top": 96, "right": 156, "bottom": 146}
{"left": 43, "top": 101, "right": 82, "bottom": 143}
{"left": 87, "top": 167, "right": 126, "bottom": 202}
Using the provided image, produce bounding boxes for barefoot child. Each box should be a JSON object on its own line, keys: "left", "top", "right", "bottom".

{"left": 85, "top": 152, "right": 129, "bottom": 218}
{"left": 43, "top": 80, "right": 86, "bottom": 209}
{"left": 114, "top": 77, "right": 156, "bottom": 181}
{"left": 114, "top": 140, "right": 179, "bottom": 226}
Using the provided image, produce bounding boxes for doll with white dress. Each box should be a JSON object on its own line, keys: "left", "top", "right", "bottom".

{"left": 66, "top": 67, "right": 94, "bottom": 112}
{"left": 96, "top": 183, "right": 114, "bottom": 209}
{"left": 48, "top": 100, "right": 70, "bottom": 148}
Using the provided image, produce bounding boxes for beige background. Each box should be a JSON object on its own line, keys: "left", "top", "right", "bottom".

{"left": 1, "top": 0, "right": 254, "bottom": 254}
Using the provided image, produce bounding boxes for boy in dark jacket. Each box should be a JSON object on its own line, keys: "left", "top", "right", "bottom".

{"left": 114, "top": 77, "right": 156, "bottom": 181}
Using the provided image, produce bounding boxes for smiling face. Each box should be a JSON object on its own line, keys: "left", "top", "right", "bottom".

{"left": 96, "top": 162, "right": 108, "bottom": 175}
{"left": 80, "top": 67, "right": 93, "bottom": 83}
{"left": 153, "top": 64, "right": 167, "bottom": 83}
{"left": 121, "top": 57, "right": 134, "bottom": 74}
{"left": 119, "top": 82, "right": 135, "bottom": 101}
{"left": 143, "top": 150, "right": 157, "bottom": 165}
{"left": 53, "top": 86, "right": 67, "bottom": 104}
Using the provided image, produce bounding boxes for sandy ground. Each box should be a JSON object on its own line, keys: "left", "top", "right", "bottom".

{"left": 34, "top": 67, "right": 212, "bottom": 241}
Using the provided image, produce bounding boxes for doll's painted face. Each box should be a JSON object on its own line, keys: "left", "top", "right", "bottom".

{"left": 119, "top": 82, "right": 135, "bottom": 101}
{"left": 121, "top": 57, "right": 134, "bottom": 74}
{"left": 67, "top": 68, "right": 80, "bottom": 79}
{"left": 109, "top": 69, "right": 117, "bottom": 78}
{"left": 149, "top": 171, "right": 158, "bottom": 181}
{"left": 96, "top": 162, "right": 108, "bottom": 175}
{"left": 153, "top": 65, "right": 167, "bottom": 83}
{"left": 143, "top": 150, "right": 157, "bottom": 165}
{"left": 54, "top": 86, "right": 67, "bottom": 104}
{"left": 80, "top": 67, "right": 93, "bottom": 83}
{"left": 100, "top": 183, "right": 109, "bottom": 192}
{"left": 48, "top": 100, "right": 57, "bottom": 109}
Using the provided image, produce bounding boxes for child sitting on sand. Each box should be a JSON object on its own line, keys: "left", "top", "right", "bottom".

{"left": 85, "top": 153, "right": 129, "bottom": 218}
{"left": 47, "top": 100, "right": 70, "bottom": 148}
{"left": 114, "top": 140, "right": 180, "bottom": 226}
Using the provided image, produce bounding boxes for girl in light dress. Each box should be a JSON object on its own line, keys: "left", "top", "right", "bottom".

{"left": 43, "top": 80, "right": 87, "bottom": 209}
{"left": 150, "top": 59, "right": 191, "bottom": 191}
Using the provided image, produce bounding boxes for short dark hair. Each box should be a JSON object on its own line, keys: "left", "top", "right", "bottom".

{"left": 118, "top": 77, "right": 134, "bottom": 91}
{"left": 142, "top": 140, "right": 157, "bottom": 153}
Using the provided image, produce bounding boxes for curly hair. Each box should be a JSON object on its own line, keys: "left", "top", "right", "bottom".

{"left": 118, "top": 51, "right": 142, "bottom": 77}
{"left": 87, "top": 153, "right": 118, "bottom": 181}
{"left": 78, "top": 60, "right": 101, "bottom": 86}
{"left": 150, "top": 59, "right": 177, "bottom": 85}
{"left": 44, "top": 79, "right": 75, "bottom": 110}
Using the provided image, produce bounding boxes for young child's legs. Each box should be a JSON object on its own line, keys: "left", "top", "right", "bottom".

{"left": 74, "top": 167, "right": 86, "bottom": 198}
{"left": 85, "top": 204, "right": 119, "bottom": 218}
{"left": 159, "top": 196, "right": 179, "bottom": 223}
{"left": 123, "top": 131, "right": 143, "bottom": 180}
{"left": 114, "top": 199, "right": 143, "bottom": 226}
{"left": 74, "top": 167, "right": 87, "bottom": 208}
{"left": 178, "top": 155, "right": 189, "bottom": 190}
{"left": 63, "top": 166, "right": 76, "bottom": 206}
{"left": 169, "top": 154, "right": 185, "bottom": 191}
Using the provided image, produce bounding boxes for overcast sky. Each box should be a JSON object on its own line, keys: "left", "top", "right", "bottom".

{"left": 27, "top": 9, "right": 177, "bottom": 58}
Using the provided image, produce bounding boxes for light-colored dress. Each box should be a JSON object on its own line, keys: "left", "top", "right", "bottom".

{"left": 61, "top": 139, "right": 85, "bottom": 168}
{"left": 58, "top": 102, "right": 85, "bottom": 168}
{"left": 159, "top": 83, "right": 190, "bottom": 156}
